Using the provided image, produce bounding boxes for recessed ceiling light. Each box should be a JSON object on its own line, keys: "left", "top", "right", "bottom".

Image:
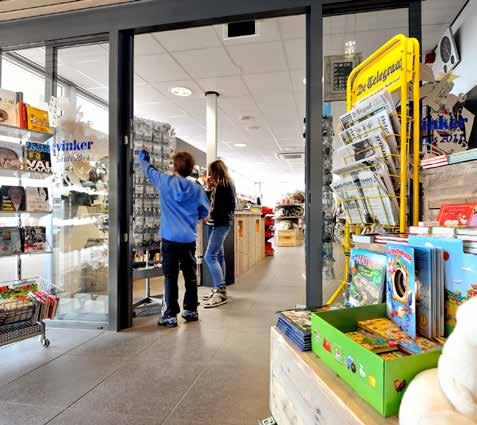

{"left": 303, "top": 78, "right": 306, "bottom": 85}
{"left": 246, "top": 125, "right": 260, "bottom": 131}
{"left": 170, "top": 86, "right": 192, "bottom": 97}
{"left": 234, "top": 143, "right": 247, "bottom": 148}
{"left": 240, "top": 115, "right": 255, "bottom": 122}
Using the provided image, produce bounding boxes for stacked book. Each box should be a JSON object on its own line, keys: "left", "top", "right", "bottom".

{"left": 421, "top": 154, "right": 448, "bottom": 170}
{"left": 276, "top": 306, "right": 342, "bottom": 351}
{"left": 448, "top": 148, "right": 477, "bottom": 165}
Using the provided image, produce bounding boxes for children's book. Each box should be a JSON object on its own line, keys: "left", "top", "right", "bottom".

{"left": 347, "top": 249, "right": 387, "bottom": 307}
{"left": 0, "top": 186, "right": 25, "bottom": 211}
{"left": 0, "top": 227, "right": 21, "bottom": 256}
{"left": 357, "top": 317, "right": 409, "bottom": 341}
{"left": 386, "top": 244, "right": 417, "bottom": 338}
{"left": 411, "top": 245, "right": 433, "bottom": 338}
{"left": 437, "top": 202, "right": 477, "bottom": 227}
{"left": 24, "top": 142, "right": 52, "bottom": 173}
{"left": 0, "top": 88, "right": 18, "bottom": 127}
{"left": 345, "top": 329, "right": 398, "bottom": 353}
{"left": 23, "top": 226, "right": 47, "bottom": 252}
{"left": 25, "top": 187, "right": 50, "bottom": 212}
{"left": 379, "top": 350, "right": 408, "bottom": 360}
{"left": 408, "top": 236, "right": 477, "bottom": 336}
{"left": 0, "top": 141, "right": 22, "bottom": 170}
{"left": 398, "top": 337, "right": 442, "bottom": 355}
{"left": 26, "top": 105, "right": 50, "bottom": 133}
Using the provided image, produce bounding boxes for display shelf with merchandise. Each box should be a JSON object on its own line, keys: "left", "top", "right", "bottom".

{"left": 0, "top": 168, "right": 54, "bottom": 180}
{"left": 0, "top": 251, "right": 53, "bottom": 258}
{"left": 0, "top": 122, "right": 53, "bottom": 143}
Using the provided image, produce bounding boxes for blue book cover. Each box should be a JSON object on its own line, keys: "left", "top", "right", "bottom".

{"left": 386, "top": 244, "right": 417, "bottom": 338}
{"left": 408, "top": 236, "right": 477, "bottom": 335}
{"left": 409, "top": 245, "right": 433, "bottom": 338}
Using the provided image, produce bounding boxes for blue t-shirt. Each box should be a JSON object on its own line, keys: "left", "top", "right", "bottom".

{"left": 139, "top": 154, "right": 209, "bottom": 243}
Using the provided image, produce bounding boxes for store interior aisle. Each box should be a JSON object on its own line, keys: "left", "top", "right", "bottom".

{"left": 0, "top": 246, "right": 305, "bottom": 425}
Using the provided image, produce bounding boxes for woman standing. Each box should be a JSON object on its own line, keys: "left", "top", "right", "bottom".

{"left": 203, "top": 160, "right": 236, "bottom": 308}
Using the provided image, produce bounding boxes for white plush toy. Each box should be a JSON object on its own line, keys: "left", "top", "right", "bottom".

{"left": 399, "top": 296, "right": 477, "bottom": 425}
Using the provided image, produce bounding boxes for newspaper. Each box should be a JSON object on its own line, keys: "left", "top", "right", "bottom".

{"left": 333, "top": 127, "right": 397, "bottom": 176}
{"left": 338, "top": 109, "right": 398, "bottom": 157}
{"left": 340, "top": 89, "right": 399, "bottom": 134}
{"left": 332, "top": 170, "right": 399, "bottom": 226}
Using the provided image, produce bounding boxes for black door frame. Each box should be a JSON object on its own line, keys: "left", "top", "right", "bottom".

{"left": 0, "top": 0, "right": 421, "bottom": 331}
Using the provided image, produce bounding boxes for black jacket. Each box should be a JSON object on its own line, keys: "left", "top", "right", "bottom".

{"left": 208, "top": 183, "right": 236, "bottom": 227}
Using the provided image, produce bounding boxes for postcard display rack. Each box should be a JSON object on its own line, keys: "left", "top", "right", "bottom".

{"left": 0, "top": 123, "right": 57, "bottom": 348}
{"left": 132, "top": 118, "right": 176, "bottom": 311}
{"left": 328, "top": 34, "right": 420, "bottom": 304}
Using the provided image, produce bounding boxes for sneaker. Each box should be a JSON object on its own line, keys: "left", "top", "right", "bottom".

{"left": 203, "top": 289, "right": 228, "bottom": 309}
{"left": 158, "top": 316, "right": 177, "bottom": 328}
{"left": 182, "top": 310, "right": 199, "bottom": 323}
{"left": 202, "top": 290, "right": 214, "bottom": 301}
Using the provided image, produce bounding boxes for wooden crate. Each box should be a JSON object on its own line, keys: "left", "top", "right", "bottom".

{"left": 277, "top": 229, "right": 303, "bottom": 247}
{"left": 270, "top": 327, "right": 398, "bottom": 425}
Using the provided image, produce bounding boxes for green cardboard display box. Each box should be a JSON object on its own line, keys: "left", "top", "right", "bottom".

{"left": 311, "top": 304, "right": 441, "bottom": 417}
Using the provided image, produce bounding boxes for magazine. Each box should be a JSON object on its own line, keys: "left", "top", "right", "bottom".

{"left": 347, "top": 249, "right": 387, "bottom": 307}
{"left": 386, "top": 244, "right": 417, "bottom": 339}
{"left": 25, "top": 187, "right": 50, "bottom": 212}
{"left": 0, "top": 141, "right": 23, "bottom": 170}
{"left": 24, "top": 142, "right": 52, "bottom": 174}
{"left": 23, "top": 226, "right": 47, "bottom": 252}
{"left": 0, "top": 88, "right": 18, "bottom": 127}
{"left": 0, "top": 186, "right": 25, "bottom": 211}
{"left": 0, "top": 227, "right": 22, "bottom": 256}
{"left": 26, "top": 105, "right": 50, "bottom": 133}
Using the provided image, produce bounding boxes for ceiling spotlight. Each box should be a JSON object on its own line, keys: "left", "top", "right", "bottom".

{"left": 344, "top": 40, "right": 356, "bottom": 56}
{"left": 170, "top": 86, "right": 192, "bottom": 97}
{"left": 234, "top": 143, "right": 247, "bottom": 148}
{"left": 303, "top": 78, "right": 306, "bottom": 85}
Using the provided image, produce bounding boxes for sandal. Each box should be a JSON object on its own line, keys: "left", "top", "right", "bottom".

{"left": 203, "top": 289, "right": 228, "bottom": 308}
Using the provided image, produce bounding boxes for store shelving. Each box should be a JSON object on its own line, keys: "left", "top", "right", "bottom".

{"left": 0, "top": 123, "right": 53, "bottom": 143}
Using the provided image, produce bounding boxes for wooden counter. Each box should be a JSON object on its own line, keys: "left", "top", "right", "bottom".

{"left": 270, "top": 327, "right": 399, "bottom": 425}
{"left": 235, "top": 211, "right": 265, "bottom": 277}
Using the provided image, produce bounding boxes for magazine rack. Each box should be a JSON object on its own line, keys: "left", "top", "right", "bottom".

{"left": 328, "top": 34, "right": 420, "bottom": 304}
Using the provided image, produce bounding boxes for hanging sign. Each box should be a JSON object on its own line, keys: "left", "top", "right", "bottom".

{"left": 348, "top": 34, "right": 416, "bottom": 103}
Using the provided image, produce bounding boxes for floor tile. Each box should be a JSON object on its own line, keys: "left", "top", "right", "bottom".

{"left": 70, "top": 361, "right": 204, "bottom": 420}
{"left": 0, "top": 401, "right": 62, "bottom": 425}
{"left": 0, "top": 355, "right": 124, "bottom": 408}
{"left": 47, "top": 407, "right": 162, "bottom": 425}
{"left": 165, "top": 365, "right": 270, "bottom": 424}
{"left": 68, "top": 330, "right": 158, "bottom": 358}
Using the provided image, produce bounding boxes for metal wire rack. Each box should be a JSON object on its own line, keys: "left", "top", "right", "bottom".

{"left": 0, "top": 277, "right": 59, "bottom": 348}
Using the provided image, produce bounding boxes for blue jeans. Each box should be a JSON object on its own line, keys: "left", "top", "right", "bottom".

{"left": 204, "top": 225, "right": 230, "bottom": 289}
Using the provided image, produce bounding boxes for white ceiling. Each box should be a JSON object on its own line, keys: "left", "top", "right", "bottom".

{"left": 14, "top": 0, "right": 466, "bottom": 186}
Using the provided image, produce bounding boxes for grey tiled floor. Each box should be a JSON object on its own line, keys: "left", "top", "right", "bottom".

{"left": 0, "top": 246, "right": 306, "bottom": 425}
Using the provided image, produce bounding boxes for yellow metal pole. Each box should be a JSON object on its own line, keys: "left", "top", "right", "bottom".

{"left": 399, "top": 41, "right": 409, "bottom": 233}
{"left": 327, "top": 221, "right": 351, "bottom": 305}
{"left": 412, "top": 39, "right": 420, "bottom": 226}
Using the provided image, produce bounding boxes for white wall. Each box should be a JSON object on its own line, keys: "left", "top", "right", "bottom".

{"left": 451, "top": 0, "right": 477, "bottom": 95}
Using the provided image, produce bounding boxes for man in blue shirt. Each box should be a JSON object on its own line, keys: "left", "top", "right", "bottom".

{"left": 139, "top": 149, "right": 209, "bottom": 327}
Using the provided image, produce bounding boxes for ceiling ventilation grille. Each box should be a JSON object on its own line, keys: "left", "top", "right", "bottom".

{"left": 224, "top": 21, "right": 260, "bottom": 40}
{"left": 276, "top": 152, "right": 304, "bottom": 160}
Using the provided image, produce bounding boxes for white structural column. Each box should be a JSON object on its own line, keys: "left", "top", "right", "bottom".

{"left": 206, "top": 91, "right": 219, "bottom": 164}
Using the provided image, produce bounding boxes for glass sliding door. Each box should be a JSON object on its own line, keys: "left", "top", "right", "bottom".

{"left": 50, "top": 43, "right": 110, "bottom": 323}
